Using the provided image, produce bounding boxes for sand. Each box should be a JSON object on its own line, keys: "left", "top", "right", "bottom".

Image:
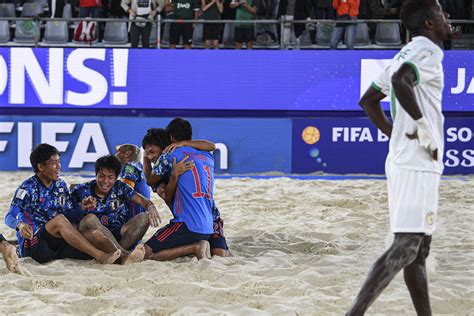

{"left": 0, "top": 172, "right": 473, "bottom": 315}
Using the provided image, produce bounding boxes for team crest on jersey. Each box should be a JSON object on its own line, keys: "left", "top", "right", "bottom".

{"left": 59, "top": 187, "right": 64, "bottom": 193}
{"left": 15, "top": 189, "right": 27, "bottom": 200}
{"left": 100, "top": 215, "right": 109, "bottom": 226}
{"left": 426, "top": 212, "right": 434, "bottom": 225}
{"left": 111, "top": 193, "right": 117, "bottom": 199}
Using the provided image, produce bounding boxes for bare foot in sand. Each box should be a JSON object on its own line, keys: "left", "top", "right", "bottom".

{"left": 195, "top": 240, "right": 211, "bottom": 260}
{"left": 97, "top": 250, "right": 121, "bottom": 264}
{"left": 1, "top": 241, "right": 19, "bottom": 272}
{"left": 121, "top": 244, "right": 145, "bottom": 265}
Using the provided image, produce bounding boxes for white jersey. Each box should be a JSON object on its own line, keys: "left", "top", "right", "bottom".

{"left": 373, "top": 36, "right": 445, "bottom": 174}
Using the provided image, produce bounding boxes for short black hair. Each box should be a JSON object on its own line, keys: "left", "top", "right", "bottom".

{"left": 30, "top": 143, "right": 60, "bottom": 173}
{"left": 141, "top": 128, "right": 171, "bottom": 150}
{"left": 165, "top": 118, "right": 192, "bottom": 142}
{"left": 400, "top": 0, "right": 438, "bottom": 33}
{"left": 95, "top": 155, "right": 122, "bottom": 177}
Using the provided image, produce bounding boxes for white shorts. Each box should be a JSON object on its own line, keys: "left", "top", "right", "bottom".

{"left": 386, "top": 159, "right": 441, "bottom": 235}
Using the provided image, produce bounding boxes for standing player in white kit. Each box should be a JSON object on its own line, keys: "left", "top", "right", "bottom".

{"left": 347, "top": 0, "right": 452, "bottom": 314}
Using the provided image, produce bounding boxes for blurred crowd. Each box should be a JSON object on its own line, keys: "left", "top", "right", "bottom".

{"left": 0, "top": 0, "right": 473, "bottom": 48}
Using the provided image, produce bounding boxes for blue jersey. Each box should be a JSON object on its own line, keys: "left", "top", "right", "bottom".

{"left": 119, "top": 162, "right": 150, "bottom": 216}
{"left": 153, "top": 147, "right": 214, "bottom": 234}
{"left": 5, "top": 175, "right": 73, "bottom": 256}
{"left": 70, "top": 180, "right": 137, "bottom": 231}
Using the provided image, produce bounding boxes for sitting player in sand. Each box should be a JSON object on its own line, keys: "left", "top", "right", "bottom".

{"left": 0, "top": 234, "right": 19, "bottom": 272}
{"left": 71, "top": 155, "right": 161, "bottom": 265}
{"left": 115, "top": 143, "right": 151, "bottom": 218}
{"left": 141, "top": 128, "right": 215, "bottom": 261}
{"left": 5, "top": 144, "right": 121, "bottom": 264}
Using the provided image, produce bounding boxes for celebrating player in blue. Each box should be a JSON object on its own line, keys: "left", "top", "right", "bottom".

{"left": 115, "top": 143, "right": 151, "bottom": 217}
{"left": 71, "top": 155, "right": 161, "bottom": 265}
{"left": 5, "top": 144, "right": 121, "bottom": 264}
{"left": 163, "top": 118, "right": 229, "bottom": 257}
{"left": 141, "top": 128, "right": 215, "bottom": 261}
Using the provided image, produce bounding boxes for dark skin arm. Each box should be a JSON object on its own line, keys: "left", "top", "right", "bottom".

{"left": 359, "top": 86, "right": 392, "bottom": 138}
{"left": 164, "top": 157, "right": 194, "bottom": 205}
{"left": 391, "top": 64, "right": 422, "bottom": 120}
{"left": 391, "top": 64, "right": 438, "bottom": 160}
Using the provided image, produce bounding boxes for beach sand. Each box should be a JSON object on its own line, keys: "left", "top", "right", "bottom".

{"left": 0, "top": 172, "right": 472, "bottom": 315}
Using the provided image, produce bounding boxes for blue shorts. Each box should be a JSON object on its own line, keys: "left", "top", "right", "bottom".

{"left": 22, "top": 226, "right": 91, "bottom": 264}
{"left": 145, "top": 222, "right": 211, "bottom": 253}
{"left": 209, "top": 218, "right": 228, "bottom": 250}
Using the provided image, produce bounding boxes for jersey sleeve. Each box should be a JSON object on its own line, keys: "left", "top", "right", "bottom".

{"left": 6, "top": 186, "right": 31, "bottom": 229}
{"left": 401, "top": 47, "right": 443, "bottom": 85}
{"left": 371, "top": 64, "right": 390, "bottom": 96}
{"left": 120, "top": 164, "right": 140, "bottom": 188}
{"left": 152, "top": 153, "right": 173, "bottom": 177}
{"left": 120, "top": 181, "right": 137, "bottom": 201}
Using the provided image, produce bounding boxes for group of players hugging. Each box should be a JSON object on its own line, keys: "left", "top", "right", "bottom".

{"left": 0, "top": 118, "right": 228, "bottom": 272}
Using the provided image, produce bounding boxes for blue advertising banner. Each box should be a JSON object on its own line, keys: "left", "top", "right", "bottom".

{"left": 292, "top": 118, "right": 473, "bottom": 175}
{"left": 0, "top": 116, "right": 292, "bottom": 174}
{"left": 0, "top": 48, "right": 472, "bottom": 112}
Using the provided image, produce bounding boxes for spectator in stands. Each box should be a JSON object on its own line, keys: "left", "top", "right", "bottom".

{"left": 359, "top": 0, "right": 399, "bottom": 42}
{"left": 79, "top": 0, "right": 102, "bottom": 18}
{"left": 201, "top": 0, "right": 223, "bottom": 48}
{"left": 165, "top": 0, "right": 200, "bottom": 49}
{"left": 230, "top": 0, "right": 257, "bottom": 49}
{"left": 49, "top": 0, "right": 66, "bottom": 18}
{"left": 330, "top": 0, "right": 360, "bottom": 49}
{"left": 122, "top": 0, "right": 162, "bottom": 48}
{"left": 313, "top": 0, "right": 335, "bottom": 19}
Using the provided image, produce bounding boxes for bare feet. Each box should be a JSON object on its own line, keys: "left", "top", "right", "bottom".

{"left": 121, "top": 244, "right": 145, "bottom": 265}
{"left": 195, "top": 240, "right": 211, "bottom": 260}
{"left": 97, "top": 250, "right": 121, "bottom": 264}
{"left": 2, "top": 241, "right": 19, "bottom": 272}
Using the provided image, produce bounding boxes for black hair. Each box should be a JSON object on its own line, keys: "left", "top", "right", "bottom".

{"left": 95, "top": 154, "right": 122, "bottom": 177}
{"left": 165, "top": 118, "right": 192, "bottom": 142}
{"left": 30, "top": 143, "right": 60, "bottom": 173}
{"left": 400, "top": 0, "right": 438, "bottom": 33}
{"left": 141, "top": 128, "right": 171, "bottom": 150}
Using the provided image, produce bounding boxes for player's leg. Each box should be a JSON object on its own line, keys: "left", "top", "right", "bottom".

{"left": 209, "top": 218, "right": 229, "bottom": 257}
{"left": 119, "top": 213, "right": 149, "bottom": 250}
{"left": 346, "top": 233, "right": 424, "bottom": 316}
{"left": 144, "top": 240, "right": 210, "bottom": 261}
{"left": 144, "top": 222, "right": 211, "bottom": 261}
{"left": 78, "top": 214, "right": 144, "bottom": 264}
{"left": 0, "top": 234, "right": 19, "bottom": 272}
{"left": 403, "top": 235, "right": 432, "bottom": 316}
{"left": 45, "top": 214, "right": 120, "bottom": 264}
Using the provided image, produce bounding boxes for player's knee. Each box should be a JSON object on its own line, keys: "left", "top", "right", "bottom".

{"left": 79, "top": 213, "right": 99, "bottom": 231}
{"left": 387, "top": 234, "right": 423, "bottom": 264}
{"left": 51, "top": 214, "right": 72, "bottom": 228}
{"left": 414, "top": 235, "right": 432, "bottom": 264}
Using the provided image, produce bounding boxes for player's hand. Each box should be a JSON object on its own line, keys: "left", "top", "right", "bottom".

{"left": 406, "top": 117, "right": 438, "bottom": 160}
{"left": 172, "top": 156, "right": 194, "bottom": 176}
{"left": 81, "top": 196, "right": 97, "bottom": 210}
{"left": 18, "top": 223, "right": 33, "bottom": 239}
{"left": 147, "top": 204, "right": 161, "bottom": 227}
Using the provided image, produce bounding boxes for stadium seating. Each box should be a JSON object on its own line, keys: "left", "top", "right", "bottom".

{"left": 14, "top": 20, "right": 40, "bottom": 44}
{"left": 315, "top": 22, "right": 333, "bottom": 46}
{"left": 21, "top": 2, "right": 44, "bottom": 17}
{"left": 375, "top": 22, "right": 402, "bottom": 46}
{"left": 42, "top": 21, "right": 69, "bottom": 45}
{"left": 0, "top": 20, "right": 10, "bottom": 43}
{"left": 345, "top": 22, "right": 371, "bottom": 46}
{"left": 0, "top": 3, "right": 15, "bottom": 18}
{"left": 103, "top": 21, "right": 128, "bottom": 46}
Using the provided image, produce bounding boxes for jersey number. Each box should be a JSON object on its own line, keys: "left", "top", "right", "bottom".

{"left": 191, "top": 165, "right": 212, "bottom": 199}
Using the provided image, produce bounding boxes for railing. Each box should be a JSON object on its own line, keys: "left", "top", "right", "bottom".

{"left": 0, "top": 15, "right": 472, "bottom": 49}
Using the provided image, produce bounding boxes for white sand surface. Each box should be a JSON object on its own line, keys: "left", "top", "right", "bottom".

{"left": 0, "top": 172, "right": 473, "bottom": 315}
